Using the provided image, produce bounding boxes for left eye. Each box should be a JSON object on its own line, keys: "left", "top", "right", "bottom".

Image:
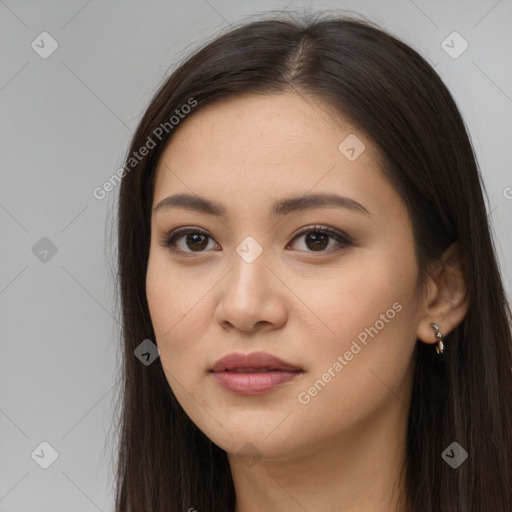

{"left": 288, "top": 226, "right": 352, "bottom": 253}
{"left": 160, "top": 225, "right": 351, "bottom": 254}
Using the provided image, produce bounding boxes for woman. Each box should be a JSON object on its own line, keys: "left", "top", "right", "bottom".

{"left": 112, "top": 11, "right": 512, "bottom": 511}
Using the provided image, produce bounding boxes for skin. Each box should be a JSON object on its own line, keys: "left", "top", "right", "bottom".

{"left": 146, "top": 92, "right": 469, "bottom": 512}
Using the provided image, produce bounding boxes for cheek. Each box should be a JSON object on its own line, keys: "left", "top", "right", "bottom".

{"left": 146, "top": 251, "right": 203, "bottom": 334}
{"left": 300, "top": 246, "right": 412, "bottom": 341}
{"left": 146, "top": 256, "right": 186, "bottom": 363}
{"left": 296, "top": 247, "right": 417, "bottom": 340}
{"left": 146, "top": 257, "right": 218, "bottom": 438}
{"left": 145, "top": 253, "right": 213, "bottom": 379}
{"left": 146, "top": 256, "right": 176, "bottom": 335}
{"left": 294, "top": 249, "right": 420, "bottom": 420}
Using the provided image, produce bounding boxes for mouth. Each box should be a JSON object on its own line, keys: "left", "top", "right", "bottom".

{"left": 210, "top": 351, "right": 304, "bottom": 395}
{"left": 211, "top": 369, "right": 304, "bottom": 395}
{"left": 210, "top": 351, "right": 302, "bottom": 373}
{"left": 217, "top": 368, "right": 295, "bottom": 373}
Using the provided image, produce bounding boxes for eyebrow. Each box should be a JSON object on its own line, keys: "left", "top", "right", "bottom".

{"left": 153, "top": 192, "right": 370, "bottom": 217}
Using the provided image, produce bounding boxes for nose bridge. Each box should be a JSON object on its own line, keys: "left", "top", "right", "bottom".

{"left": 216, "top": 235, "right": 287, "bottom": 331}
{"left": 229, "top": 237, "right": 269, "bottom": 298}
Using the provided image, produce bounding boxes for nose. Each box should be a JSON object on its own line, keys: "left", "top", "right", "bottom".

{"left": 214, "top": 252, "right": 288, "bottom": 334}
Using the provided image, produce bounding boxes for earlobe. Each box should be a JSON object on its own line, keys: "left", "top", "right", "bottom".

{"left": 416, "top": 242, "right": 470, "bottom": 348}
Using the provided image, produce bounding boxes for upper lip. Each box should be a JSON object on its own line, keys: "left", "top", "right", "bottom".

{"left": 210, "top": 351, "right": 302, "bottom": 372}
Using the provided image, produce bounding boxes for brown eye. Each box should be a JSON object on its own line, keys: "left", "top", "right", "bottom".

{"left": 304, "top": 231, "right": 329, "bottom": 251}
{"left": 162, "top": 228, "right": 217, "bottom": 253}
{"left": 287, "top": 226, "right": 352, "bottom": 253}
{"left": 183, "top": 232, "right": 209, "bottom": 251}
{"left": 161, "top": 225, "right": 351, "bottom": 256}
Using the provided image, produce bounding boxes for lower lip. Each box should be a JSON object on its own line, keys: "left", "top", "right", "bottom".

{"left": 212, "top": 370, "right": 303, "bottom": 395}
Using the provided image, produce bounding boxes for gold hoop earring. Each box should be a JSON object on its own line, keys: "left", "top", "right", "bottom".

{"left": 430, "top": 322, "right": 445, "bottom": 355}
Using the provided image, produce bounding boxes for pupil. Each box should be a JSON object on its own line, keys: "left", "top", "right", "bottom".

{"left": 306, "top": 232, "right": 328, "bottom": 251}
{"left": 187, "top": 233, "right": 208, "bottom": 251}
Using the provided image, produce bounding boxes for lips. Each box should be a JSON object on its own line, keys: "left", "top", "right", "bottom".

{"left": 210, "top": 351, "right": 304, "bottom": 395}
{"left": 210, "top": 351, "right": 302, "bottom": 373}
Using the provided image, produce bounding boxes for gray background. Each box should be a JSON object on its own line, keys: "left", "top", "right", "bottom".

{"left": 1, "top": 0, "right": 510, "bottom": 510}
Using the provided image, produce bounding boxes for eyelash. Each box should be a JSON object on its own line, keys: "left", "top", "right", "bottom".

{"left": 159, "top": 224, "right": 352, "bottom": 256}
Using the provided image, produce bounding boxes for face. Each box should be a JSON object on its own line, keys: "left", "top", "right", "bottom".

{"left": 146, "top": 92, "right": 424, "bottom": 463}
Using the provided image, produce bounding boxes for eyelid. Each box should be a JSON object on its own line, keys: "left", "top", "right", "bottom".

{"left": 290, "top": 224, "right": 353, "bottom": 244}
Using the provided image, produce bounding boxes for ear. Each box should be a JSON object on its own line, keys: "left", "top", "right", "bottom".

{"left": 417, "top": 242, "right": 470, "bottom": 345}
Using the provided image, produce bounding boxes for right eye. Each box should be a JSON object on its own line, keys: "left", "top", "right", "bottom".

{"left": 160, "top": 227, "right": 219, "bottom": 254}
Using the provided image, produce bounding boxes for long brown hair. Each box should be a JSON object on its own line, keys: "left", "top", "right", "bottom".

{"left": 109, "top": 11, "right": 512, "bottom": 511}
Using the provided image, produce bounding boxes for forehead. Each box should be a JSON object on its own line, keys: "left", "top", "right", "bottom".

{"left": 163, "top": 92, "right": 379, "bottom": 160}
{"left": 152, "top": 93, "right": 395, "bottom": 219}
